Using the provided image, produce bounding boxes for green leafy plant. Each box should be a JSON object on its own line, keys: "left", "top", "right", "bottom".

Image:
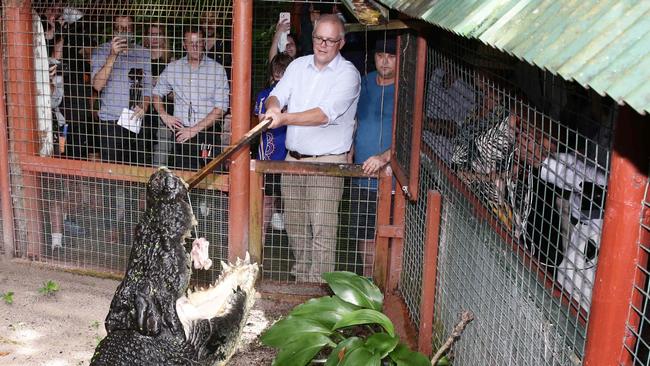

{"left": 261, "top": 271, "right": 431, "bottom": 366}
{"left": 1, "top": 291, "right": 14, "bottom": 305}
{"left": 38, "top": 280, "right": 60, "bottom": 296}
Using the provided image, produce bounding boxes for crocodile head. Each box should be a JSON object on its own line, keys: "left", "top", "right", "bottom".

{"left": 91, "top": 168, "right": 258, "bottom": 366}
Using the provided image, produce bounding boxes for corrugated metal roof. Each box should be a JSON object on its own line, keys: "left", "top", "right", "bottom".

{"left": 379, "top": 0, "right": 650, "bottom": 115}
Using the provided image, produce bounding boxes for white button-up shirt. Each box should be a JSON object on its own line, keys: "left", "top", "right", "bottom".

{"left": 270, "top": 53, "right": 360, "bottom": 156}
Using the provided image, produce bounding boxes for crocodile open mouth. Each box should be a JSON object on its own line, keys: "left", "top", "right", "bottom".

{"left": 176, "top": 253, "right": 259, "bottom": 340}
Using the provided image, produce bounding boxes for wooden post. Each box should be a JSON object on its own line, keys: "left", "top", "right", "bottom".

{"left": 388, "top": 189, "right": 406, "bottom": 292}
{"left": 249, "top": 160, "right": 263, "bottom": 265}
{"left": 0, "top": 17, "right": 16, "bottom": 259}
{"left": 5, "top": 0, "right": 43, "bottom": 258}
{"left": 228, "top": 0, "right": 253, "bottom": 262}
{"left": 584, "top": 106, "right": 650, "bottom": 365}
{"left": 419, "top": 190, "right": 442, "bottom": 356}
{"left": 374, "top": 165, "right": 393, "bottom": 290}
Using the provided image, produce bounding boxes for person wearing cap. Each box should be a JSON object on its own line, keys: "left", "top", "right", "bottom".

{"left": 263, "top": 14, "right": 361, "bottom": 283}
{"left": 349, "top": 36, "right": 397, "bottom": 276}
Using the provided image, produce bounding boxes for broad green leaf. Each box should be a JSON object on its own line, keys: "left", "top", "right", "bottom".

{"left": 261, "top": 316, "right": 332, "bottom": 347}
{"left": 322, "top": 271, "right": 383, "bottom": 311}
{"left": 364, "top": 333, "right": 399, "bottom": 359}
{"left": 389, "top": 343, "right": 431, "bottom": 366}
{"left": 324, "top": 337, "right": 364, "bottom": 366}
{"left": 290, "top": 296, "right": 360, "bottom": 329}
{"left": 333, "top": 309, "right": 395, "bottom": 337}
{"left": 339, "top": 346, "right": 382, "bottom": 366}
{"left": 272, "top": 333, "right": 335, "bottom": 366}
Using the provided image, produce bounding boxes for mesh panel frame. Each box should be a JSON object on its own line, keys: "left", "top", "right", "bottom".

{"left": 398, "top": 27, "right": 615, "bottom": 364}
{"left": 3, "top": 0, "right": 235, "bottom": 281}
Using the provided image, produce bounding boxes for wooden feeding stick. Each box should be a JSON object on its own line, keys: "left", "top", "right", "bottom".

{"left": 186, "top": 118, "right": 272, "bottom": 189}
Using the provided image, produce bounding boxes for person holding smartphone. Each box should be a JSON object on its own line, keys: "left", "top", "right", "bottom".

{"left": 91, "top": 13, "right": 152, "bottom": 165}
{"left": 268, "top": 12, "right": 298, "bottom": 62}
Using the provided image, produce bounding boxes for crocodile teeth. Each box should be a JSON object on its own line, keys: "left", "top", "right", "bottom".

{"left": 221, "top": 261, "right": 230, "bottom": 271}
{"left": 244, "top": 252, "right": 251, "bottom": 264}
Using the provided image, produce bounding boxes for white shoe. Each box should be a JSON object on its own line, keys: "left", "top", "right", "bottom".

{"left": 271, "top": 212, "right": 285, "bottom": 231}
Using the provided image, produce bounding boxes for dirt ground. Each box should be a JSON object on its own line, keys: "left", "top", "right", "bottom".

{"left": 0, "top": 259, "right": 296, "bottom": 366}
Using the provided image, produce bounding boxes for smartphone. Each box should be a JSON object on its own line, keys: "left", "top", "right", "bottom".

{"left": 279, "top": 12, "right": 290, "bottom": 26}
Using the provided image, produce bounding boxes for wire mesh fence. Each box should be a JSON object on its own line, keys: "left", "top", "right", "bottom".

{"left": 253, "top": 161, "right": 379, "bottom": 283}
{"left": 624, "top": 174, "right": 650, "bottom": 365}
{"left": 397, "top": 28, "right": 614, "bottom": 364}
{"left": 2, "top": 0, "right": 235, "bottom": 281}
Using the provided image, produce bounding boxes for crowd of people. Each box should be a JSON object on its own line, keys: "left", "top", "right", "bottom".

{"left": 423, "top": 55, "right": 610, "bottom": 310}
{"left": 35, "top": 3, "right": 609, "bottom": 306}
{"left": 37, "top": 4, "right": 396, "bottom": 281}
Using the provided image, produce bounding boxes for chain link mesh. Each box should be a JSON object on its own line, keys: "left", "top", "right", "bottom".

{"left": 3, "top": 0, "right": 235, "bottom": 282}
{"left": 399, "top": 28, "right": 614, "bottom": 364}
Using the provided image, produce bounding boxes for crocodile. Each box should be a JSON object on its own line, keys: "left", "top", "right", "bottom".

{"left": 91, "top": 168, "right": 258, "bottom": 365}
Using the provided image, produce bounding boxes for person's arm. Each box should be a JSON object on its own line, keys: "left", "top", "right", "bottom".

{"left": 175, "top": 107, "right": 224, "bottom": 143}
{"left": 265, "top": 95, "right": 328, "bottom": 128}
{"left": 153, "top": 94, "right": 183, "bottom": 130}
{"left": 268, "top": 19, "right": 290, "bottom": 62}
{"left": 362, "top": 149, "right": 391, "bottom": 175}
{"left": 91, "top": 37, "right": 127, "bottom": 92}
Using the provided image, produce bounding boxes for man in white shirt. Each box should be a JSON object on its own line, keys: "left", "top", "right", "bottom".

{"left": 264, "top": 14, "right": 361, "bottom": 282}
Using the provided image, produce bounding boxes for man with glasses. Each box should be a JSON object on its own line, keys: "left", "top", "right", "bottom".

{"left": 152, "top": 26, "right": 229, "bottom": 170}
{"left": 264, "top": 14, "right": 361, "bottom": 282}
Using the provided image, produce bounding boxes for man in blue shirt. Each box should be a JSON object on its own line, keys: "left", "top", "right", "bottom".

{"left": 350, "top": 37, "right": 396, "bottom": 276}
{"left": 91, "top": 14, "right": 152, "bottom": 164}
{"left": 152, "top": 26, "right": 230, "bottom": 170}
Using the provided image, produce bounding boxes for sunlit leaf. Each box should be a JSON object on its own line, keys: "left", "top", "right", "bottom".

{"left": 272, "top": 333, "right": 335, "bottom": 366}
{"left": 322, "top": 272, "right": 383, "bottom": 311}
{"left": 333, "top": 309, "right": 394, "bottom": 337}
{"left": 261, "top": 316, "right": 332, "bottom": 347}
{"left": 290, "top": 296, "right": 360, "bottom": 329}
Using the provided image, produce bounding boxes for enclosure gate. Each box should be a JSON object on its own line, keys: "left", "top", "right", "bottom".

{"left": 392, "top": 26, "right": 650, "bottom": 366}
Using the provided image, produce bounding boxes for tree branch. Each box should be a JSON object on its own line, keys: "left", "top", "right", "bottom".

{"left": 431, "top": 310, "right": 475, "bottom": 365}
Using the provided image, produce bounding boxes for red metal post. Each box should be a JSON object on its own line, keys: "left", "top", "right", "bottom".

{"left": 5, "top": 0, "right": 43, "bottom": 258}
{"left": 419, "top": 190, "right": 441, "bottom": 356}
{"left": 228, "top": 0, "right": 253, "bottom": 262}
{"left": 0, "top": 18, "right": 16, "bottom": 259}
{"left": 584, "top": 106, "right": 650, "bottom": 366}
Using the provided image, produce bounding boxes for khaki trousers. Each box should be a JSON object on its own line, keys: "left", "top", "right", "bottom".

{"left": 281, "top": 153, "right": 347, "bottom": 282}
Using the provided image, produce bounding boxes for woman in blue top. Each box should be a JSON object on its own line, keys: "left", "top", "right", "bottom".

{"left": 253, "top": 53, "right": 293, "bottom": 232}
